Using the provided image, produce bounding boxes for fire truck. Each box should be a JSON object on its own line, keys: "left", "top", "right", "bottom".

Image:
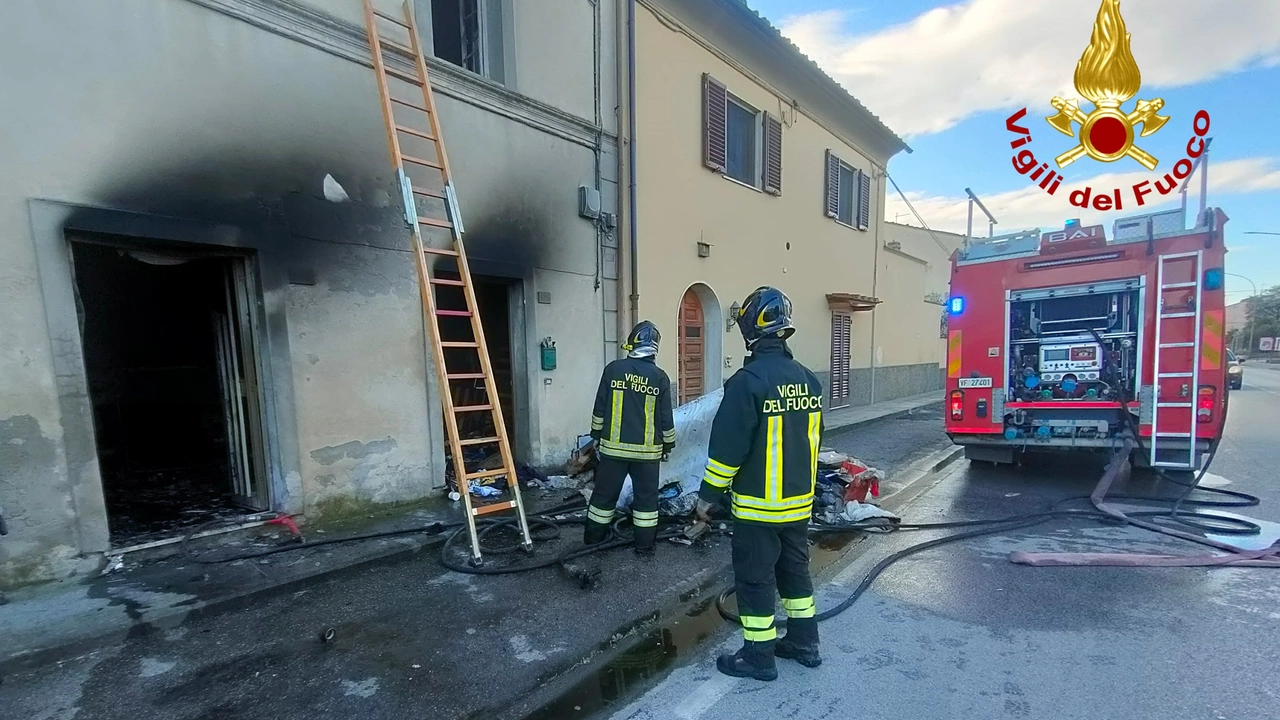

{"left": 943, "top": 208, "right": 1229, "bottom": 471}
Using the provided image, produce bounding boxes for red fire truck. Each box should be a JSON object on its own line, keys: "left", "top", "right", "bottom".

{"left": 943, "top": 208, "right": 1229, "bottom": 471}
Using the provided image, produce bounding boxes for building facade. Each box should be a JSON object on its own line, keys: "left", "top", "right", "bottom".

{"left": 627, "top": 0, "right": 959, "bottom": 409}
{"left": 0, "top": 0, "right": 620, "bottom": 587}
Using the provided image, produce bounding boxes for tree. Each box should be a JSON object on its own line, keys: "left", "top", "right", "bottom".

{"left": 1245, "top": 285, "right": 1280, "bottom": 352}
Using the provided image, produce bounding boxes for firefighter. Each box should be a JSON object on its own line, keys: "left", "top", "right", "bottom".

{"left": 696, "top": 286, "right": 823, "bottom": 681}
{"left": 585, "top": 320, "right": 677, "bottom": 555}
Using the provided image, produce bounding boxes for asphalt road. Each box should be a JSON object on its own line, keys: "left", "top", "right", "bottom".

{"left": 610, "top": 366, "right": 1280, "bottom": 720}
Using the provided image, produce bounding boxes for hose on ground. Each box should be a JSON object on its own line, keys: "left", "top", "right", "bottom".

{"left": 181, "top": 497, "right": 589, "bottom": 564}
{"left": 717, "top": 434, "right": 1270, "bottom": 625}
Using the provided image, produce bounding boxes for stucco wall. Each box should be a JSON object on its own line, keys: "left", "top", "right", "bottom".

{"left": 0, "top": 0, "right": 613, "bottom": 587}
{"left": 632, "top": 3, "right": 885, "bottom": 390}
{"left": 880, "top": 223, "right": 966, "bottom": 373}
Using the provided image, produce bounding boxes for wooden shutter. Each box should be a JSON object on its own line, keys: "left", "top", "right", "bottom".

{"left": 703, "top": 74, "right": 728, "bottom": 172}
{"left": 763, "top": 113, "right": 783, "bottom": 196}
{"left": 830, "top": 312, "right": 852, "bottom": 408}
{"left": 857, "top": 169, "right": 871, "bottom": 230}
{"left": 823, "top": 150, "right": 840, "bottom": 218}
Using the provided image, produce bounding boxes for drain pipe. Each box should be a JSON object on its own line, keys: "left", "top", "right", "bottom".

{"left": 625, "top": 0, "right": 639, "bottom": 327}
{"left": 869, "top": 172, "right": 882, "bottom": 405}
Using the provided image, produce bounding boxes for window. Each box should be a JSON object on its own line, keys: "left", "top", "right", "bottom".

{"left": 703, "top": 74, "right": 783, "bottom": 195}
{"left": 430, "top": 0, "right": 506, "bottom": 83}
{"left": 837, "top": 163, "right": 855, "bottom": 226}
{"left": 725, "top": 97, "right": 759, "bottom": 187}
{"left": 825, "top": 151, "right": 871, "bottom": 230}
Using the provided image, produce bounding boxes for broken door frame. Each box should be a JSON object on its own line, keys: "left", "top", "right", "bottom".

{"left": 29, "top": 200, "right": 288, "bottom": 555}
{"left": 70, "top": 237, "right": 271, "bottom": 532}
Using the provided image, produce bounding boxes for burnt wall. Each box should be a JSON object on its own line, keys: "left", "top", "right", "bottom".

{"left": 0, "top": 0, "right": 613, "bottom": 587}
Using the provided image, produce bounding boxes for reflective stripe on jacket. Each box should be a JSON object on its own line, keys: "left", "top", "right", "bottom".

{"left": 698, "top": 339, "right": 823, "bottom": 524}
{"left": 590, "top": 356, "right": 676, "bottom": 461}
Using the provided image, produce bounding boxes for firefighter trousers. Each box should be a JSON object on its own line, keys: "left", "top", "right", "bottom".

{"left": 584, "top": 456, "right": 660, "bottom": 550}
{"left": 732, "top": 520, "right": 815, "bottom": 644}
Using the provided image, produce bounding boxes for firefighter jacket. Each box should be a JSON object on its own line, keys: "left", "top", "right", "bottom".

{"left": 590, "top": 356, "right": 676, "bottom": 462}
{"left": 698, "top": 339, "right": 824, "bottom": 524}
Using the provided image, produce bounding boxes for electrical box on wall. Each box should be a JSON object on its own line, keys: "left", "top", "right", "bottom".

{"left": 578, "top": 186, "right": 602, "bottom": 220}
{"left": 541, "top": 337, "right": 557, "bottom": 371}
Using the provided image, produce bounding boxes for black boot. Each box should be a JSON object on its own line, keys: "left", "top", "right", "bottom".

{"left": 583, "top": 519, "right": 610, "bottom": 546}
{"left": 775, "top": 618, "right": 821, "bottom": 668}
{"left": 633, "top": 525, "right": 657, "bottom": 556}
{"left": 716, "top": 641, "right": 777, "bottom": 681}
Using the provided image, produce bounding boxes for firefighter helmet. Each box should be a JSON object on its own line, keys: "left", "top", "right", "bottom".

{"left": 623, "top": 320, "right": 661, "bottom": 357}
{"left": 736, "top": 286, "right": 795, "bottom": 347}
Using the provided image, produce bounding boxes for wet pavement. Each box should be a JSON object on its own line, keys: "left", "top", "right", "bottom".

{"left": 607, "top": 367, "right": 1280, "bottom": 720}
{"left": 0, "top": 406, "right": 955, "bottom": 720}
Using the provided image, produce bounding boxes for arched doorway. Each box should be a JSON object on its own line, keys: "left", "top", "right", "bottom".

{"left": 677, "top": 283, "right": 724, "bottom": 405}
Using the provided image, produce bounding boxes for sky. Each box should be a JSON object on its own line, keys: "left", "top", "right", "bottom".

{"left": 746, "top": 0, "right": 1280, "bottom": 305}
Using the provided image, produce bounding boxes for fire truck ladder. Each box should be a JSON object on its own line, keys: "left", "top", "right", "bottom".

{"left": 1149, "top": 251, "right": 1204, "bottom": 471}
{"left": 362, "top": 0, "right": 532, "bottom": 565}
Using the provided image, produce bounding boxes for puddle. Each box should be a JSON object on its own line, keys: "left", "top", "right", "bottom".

{"left": 519, "top": 529, "right": 865, "bottom": 719}
{"left": 1205, "top": 512, "right": 1280, "bottom": 552}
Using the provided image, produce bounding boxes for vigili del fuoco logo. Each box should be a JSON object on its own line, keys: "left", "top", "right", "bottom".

{"left": 1003, "top": 0, "right": 1211, "bottom": 212}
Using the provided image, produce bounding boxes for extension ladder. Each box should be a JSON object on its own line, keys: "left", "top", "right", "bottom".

{"left": 1149, "top": 251, "right": 1204, "bottom": 470}
{"left": 362, "top": 0, "right": 532, "bottom": 565}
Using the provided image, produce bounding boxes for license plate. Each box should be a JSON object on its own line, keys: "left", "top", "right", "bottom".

{"left": 958, "top": 377, "right": 993, "bottom": 389}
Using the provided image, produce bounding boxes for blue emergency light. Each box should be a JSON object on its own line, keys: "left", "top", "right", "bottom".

{"left": 1204, "top": 268, "right": 1224, "bottom": 291}
{"left": 948, "top": 296, "right": 965, "bottom": 315}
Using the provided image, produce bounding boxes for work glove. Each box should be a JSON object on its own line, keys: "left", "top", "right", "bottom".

{"left": 694, "top": 498, "right": 715, "bottom": 524}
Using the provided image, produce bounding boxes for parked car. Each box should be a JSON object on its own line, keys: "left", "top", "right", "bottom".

{"left": 1227, "top": 349, "right": 1244, "bottom": 390}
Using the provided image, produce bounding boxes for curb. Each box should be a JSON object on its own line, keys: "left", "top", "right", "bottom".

{"left": 825, "top": 398, "right": 942, "bottom": 437}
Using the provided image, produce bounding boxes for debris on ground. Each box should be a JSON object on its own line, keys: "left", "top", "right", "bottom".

{"left": 528, "top": 475, "right": 586, "bottom": 491}
{"left": 564, "top": 436, "right": 598, "bottom": 477}
{"left": 572, "top": 390, "right": 890, "bottom": 524}
{"left": 820, "top": 500, "right": 900, "bottom": 526}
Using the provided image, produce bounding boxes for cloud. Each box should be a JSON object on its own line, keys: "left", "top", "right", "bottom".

{"left": 885, "top": 157, "right": 1280, "bottom": 234}
{"left": 780, "top": 0, "right": 1280, "bottom": 137}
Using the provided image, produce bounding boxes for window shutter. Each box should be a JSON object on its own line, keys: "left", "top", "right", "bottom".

{"left": 702, "top": 74, "right": 728, "bottom": 172}
{"left": 857, "top": 169, "right": 871, "bottom": 230}
{"left": 763, "top": 113, "right": 783, "bottom": 196}
{"left": 823, "top": 150, "right": 840, "bottom": 218}
{"left": 830, "top": 312, "right": 852, "bottom": 407}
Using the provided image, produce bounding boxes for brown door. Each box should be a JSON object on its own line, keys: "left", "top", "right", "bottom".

{"left": 830, "top": 312, "right": 852, "bottom": 409}
{"left": 678, "top": 290, "right": 705, "bottom": 405}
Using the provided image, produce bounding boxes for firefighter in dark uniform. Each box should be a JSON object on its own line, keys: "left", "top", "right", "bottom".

{"left": 585, "top": 321, "right": 677, "bottom": 555}
{"left": 696, "top": 287, "right": 823, "bottom": 681}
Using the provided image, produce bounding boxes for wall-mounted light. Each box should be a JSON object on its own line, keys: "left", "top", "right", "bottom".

{"left": 727, "top": 301, "right": 741, "bottom": 332}
{"left": 697, "top": 241, "right": 712, "bottom": 258}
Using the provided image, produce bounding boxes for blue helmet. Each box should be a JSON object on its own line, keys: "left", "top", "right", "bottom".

{"left": 623, "top": 320, "right": 661, "bottom": 357}
{"left": 736, "top": 286, "right": 795, "bottom": 348}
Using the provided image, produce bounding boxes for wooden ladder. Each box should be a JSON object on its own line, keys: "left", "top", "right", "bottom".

{"left": 362, "top": 0, "right": 532, "bottom": 565}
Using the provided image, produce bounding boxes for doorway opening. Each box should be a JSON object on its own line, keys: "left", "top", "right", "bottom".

{"left": 433, "top": 271, "right": 519, "bottom": 457}
{"left": 71, "top": 240, "right": 268, "bottom": 548}
{"left": 677, "top": 283, "right": 724, "bottom": 405}
{"left": 678, "top": 290, "right": 706, "bottom": 405}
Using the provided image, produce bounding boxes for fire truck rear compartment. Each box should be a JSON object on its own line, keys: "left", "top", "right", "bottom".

{"left": 1003, "top": 284, "right": 1142, "bottom": 442}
